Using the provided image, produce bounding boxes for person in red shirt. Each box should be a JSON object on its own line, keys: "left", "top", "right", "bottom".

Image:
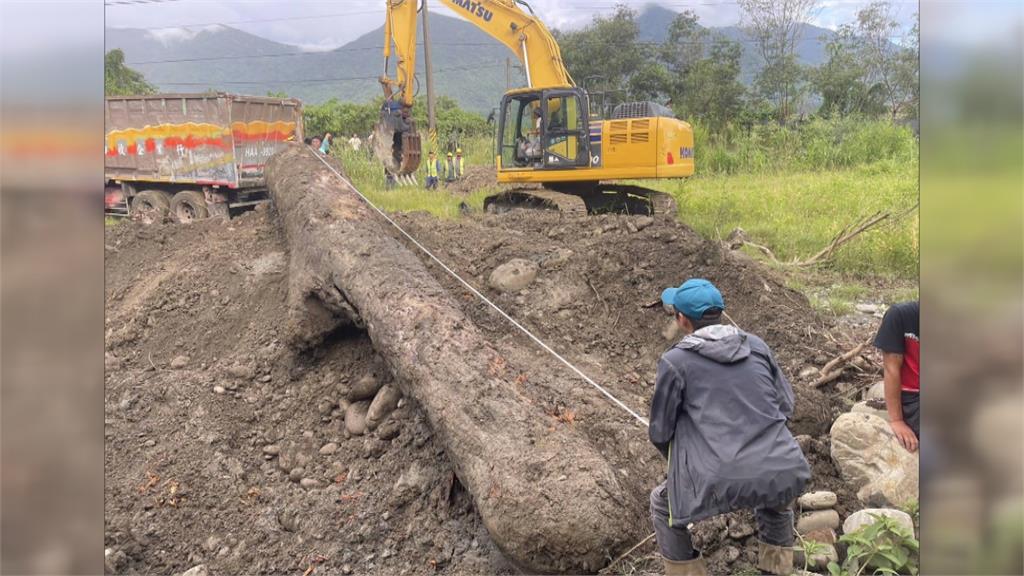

{"left": 873, "top": 301, "right": 919, "bottom": 452}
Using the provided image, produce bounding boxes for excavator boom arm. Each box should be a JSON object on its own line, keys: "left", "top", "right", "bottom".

{"left": 382, "top": 0, "right": 573, "bottom": 106}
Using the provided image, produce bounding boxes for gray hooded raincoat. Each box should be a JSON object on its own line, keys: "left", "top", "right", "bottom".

{"left": 649, "top": 324, "right": 810, "bottom": 527}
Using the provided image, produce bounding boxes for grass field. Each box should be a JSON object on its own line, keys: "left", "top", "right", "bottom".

{"left": 646, "top": 158, "right": 919, "bottom": 280}
{"left": 338, "top": 138, "right": 918, "bottom": 282}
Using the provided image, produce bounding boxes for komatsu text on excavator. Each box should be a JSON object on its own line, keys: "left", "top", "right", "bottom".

{"left": 374, "top": 0, "right": 694, "bottom": 215}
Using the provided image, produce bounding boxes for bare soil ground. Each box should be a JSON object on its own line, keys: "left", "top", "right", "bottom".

{"left": 104, "top": 203, "right": 878, "bottom": 575}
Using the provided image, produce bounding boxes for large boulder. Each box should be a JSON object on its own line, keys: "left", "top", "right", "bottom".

{"left": 830, "top": 413, "right": 919, "bottom": 507}
{"left": 488, "top": 259, "right": 538, "bottom": 293}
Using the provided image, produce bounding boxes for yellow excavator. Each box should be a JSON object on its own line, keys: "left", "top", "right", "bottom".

{"left": 374, "top": 0, "right": 694, "bottom": 215}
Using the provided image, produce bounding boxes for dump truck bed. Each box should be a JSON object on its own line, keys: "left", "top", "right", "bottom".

{"left": 104, "top": 93, "right": 304, "bottom": 189}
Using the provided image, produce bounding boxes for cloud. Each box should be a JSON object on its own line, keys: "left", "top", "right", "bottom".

{"left": 146, "top": 24, "right": 224, "bottom": 45}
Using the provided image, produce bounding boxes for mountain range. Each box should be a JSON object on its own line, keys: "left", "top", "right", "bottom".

{"left": 106, "top": 4, "right": 838, "bottom": 114}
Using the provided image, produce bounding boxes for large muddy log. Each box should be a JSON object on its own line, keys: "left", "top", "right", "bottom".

{"left": 266, "top": 144, "right": 631, "bottom": 573}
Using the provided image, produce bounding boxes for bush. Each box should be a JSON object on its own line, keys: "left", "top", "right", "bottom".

{"left": 693, "top": 117, "right": 918, "bottom": 175}
{"left": 303, "top": 96, "right": 491, "bottom": 145}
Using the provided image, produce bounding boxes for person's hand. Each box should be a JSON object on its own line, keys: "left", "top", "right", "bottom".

{"left": 889, "top": 420, "right": 918, "bottom": 453}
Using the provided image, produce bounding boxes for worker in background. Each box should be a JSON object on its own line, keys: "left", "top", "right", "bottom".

{"left": 649, "top": 279, "right": 809, "bottom": 576}
{"left": 310, "top": 136, "right": 322, "bottom": 154}
{"left": 872, "top": 300, "right": 920, "bottom": 452}
{"left": 454, "top": 148, "right": 465, "bottom": 180}
{"left": 320, "top": 133, "right": 333, "bottom": 155}
{"left": 446, "top": 128, "right": 461, "bottom": 155}
{"left": 348, "top": 132, "right": 362, "bottom": 151}
{"left": 424, "top": 150, "right": 441, "bottom": 190}
{"left": 444, "top": 152, "right": 457, "bottom": 186}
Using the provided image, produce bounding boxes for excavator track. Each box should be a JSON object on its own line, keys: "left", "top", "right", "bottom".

{"left": 483, "top": 187, "right": 589, "bottom": 218}
{"left": 582, "top": 184, "right": 679, "bottom": 217}
{"left": 482, "top": 183, "right": 677, "bottom": 218}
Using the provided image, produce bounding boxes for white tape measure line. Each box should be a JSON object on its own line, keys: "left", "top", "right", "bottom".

{"left": 307, "top": 148, "right": 650, "bottom": 427}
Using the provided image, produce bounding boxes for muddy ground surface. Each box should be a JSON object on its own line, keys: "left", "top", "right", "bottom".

{"left": 105, "top": 203, "right": 878, "bottom": 575}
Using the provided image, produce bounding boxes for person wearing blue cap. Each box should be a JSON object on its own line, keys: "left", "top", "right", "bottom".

{"left": 648, "top": 279, "right": 810, "bottom": 576}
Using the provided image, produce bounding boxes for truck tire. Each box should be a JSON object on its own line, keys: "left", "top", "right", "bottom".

{"left": 130, "top": 190, "right": 172, "bottom": 224}
{"left": 170, "top": 191, "right": 209, "bottom": 223}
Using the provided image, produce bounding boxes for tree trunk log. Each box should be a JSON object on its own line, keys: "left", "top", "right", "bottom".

{"left": 266, "top": 144, "right": 631, "bottom": 574}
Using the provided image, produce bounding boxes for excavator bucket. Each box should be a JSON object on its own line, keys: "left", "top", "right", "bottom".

{"left": 372, "top": 107, "right": 421, "bottom": 176}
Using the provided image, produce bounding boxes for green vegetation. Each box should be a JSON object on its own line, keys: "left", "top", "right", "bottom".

{"left": 650, "top": 155, "right": 917, "bottom": 279}
{"left": 105, "top": 49, "right": 156, "bottom": 96}
{"left": 798, "top": 534, "right": 833, "bottom": 572}
{"left": 692, "top": 116, "right": 917, "bottom": 175}
{"left": 827, "top": 514, "right": 919, "bottom": 576}
{"left": 557, "top": 1, "right": 917, "bottom": 127}
{"left": 329, "top": 137, "right": 496, "bottom": 218}
{"left": 303, "top": 96, "right": 491, "bottom": 146}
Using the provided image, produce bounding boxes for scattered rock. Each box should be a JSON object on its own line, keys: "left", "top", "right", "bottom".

{"left": 541, "top": 248, "right": 573, "bottom": 269}
{"left": 262, "top": 444, "right": 280, "bottom": 456}
{"left": 366, "top": 385, "right": 402, "bottom": 431}
{"left": 830, "top": 413, "right": 919, "bottom": 507}
{"left": 488, "top": 258, "right": 539, "bottom": 293}
{"left": 345, "top": 401, "right": 371, "bottom": 436}
{"left": 801, "top": 527, "right": 837, "bottom": 544}
{"left": 798, "top": 491, "right": 838, "bottom": 511}
{"left": 362, "top": 437, "right": 388, "bottom": 459}
{"left": 300, "top": 478, "right": 323, "bottom": 490}
{"left": 213, "top": 386, "right": 226, "bottom": 395}
{"left": 794, "top": 542, "right": 838, "bottom": 571}
{"left": 376, "top": 420, "right": 401, "bottom": 441}
{"left": 392, "top": 462, "right": 431, "bottom": 504}
{"left": 104, "top": 547, "right": 127, "bottom": 574}
{"left": 170, "top": 355, "right": 189, "bottom": 369}
{"left": 798, "top": 366, "right": 819, "bottom": 379}
{"left": 288, "top": 467, "right": 305, "bottom": 483}
{"left": 842, "top": 508, "right": 914, "bottom": 536}
{"left": 722, "top": 545, "right": 740, "bottom": 563}
{"left": 348, "top": 375, "right": 383, "bottom": 401}
{"left": 855, "top": 303, "right": 879, "bottom": 314}
{"left": 864, "top": 381, "right": 885, "bottom": 401}
{"left": 179, "top": 565, "right": 209, "bottom": 576}
{"left": 634, "top": 216, "right": 654, "bottom": 231}
{"left": 727, "top": 519, "right": 755, "bottom": 539}
{"left": 319, "top": 442, "right": 338, "bottom": 455}
{"left": 796, "top": 509, "right": 840, "bottom": 534}
{"left": 226, "top": 364, "right": 255, "bottom": 380}
{"left": 341, "top": 564, "right": 353, "bottom": 575}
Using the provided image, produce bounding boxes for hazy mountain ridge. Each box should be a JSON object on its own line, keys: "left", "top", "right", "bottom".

{"left": 106, "top": 5, "right": 839, "bottom": 113}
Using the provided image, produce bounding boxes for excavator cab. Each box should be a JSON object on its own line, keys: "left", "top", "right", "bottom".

{"left": 498, "top": 88, "right": 591, "bottom": 171}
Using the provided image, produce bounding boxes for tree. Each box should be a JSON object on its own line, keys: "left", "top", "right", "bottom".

{"left": 688, "top": 38, "right": 747, "bottom": 129}
{"left": 811, "top": 26, "right": 880, "bottom": 117}
{"left": 660, "top": 12, "right": 745, "bottom": 131}
{"left": 854, "top": 2, "right": 916, "bottom": 121}
{"left": 104, "top": 49, "right": 156, "bottom": 96}
{"left": 739, "top": 0, "right": 820, "bottom": 123}
{"left": 555, "top": 6, "right": 651, "bottom": 98}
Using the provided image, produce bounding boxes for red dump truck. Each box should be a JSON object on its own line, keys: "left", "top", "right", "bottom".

{"left": 105, "top": 93, "right": 304, "bottom": 222}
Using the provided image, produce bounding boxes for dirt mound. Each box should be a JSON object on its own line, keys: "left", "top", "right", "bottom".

{"left": 444, "top": 166, "right": 499, "bottom": 196}
{"left": 104, "top": 208, "right": 510, "bottom": 576}
{"left": 105, "top": 204, "right": 863, "bottom": 575}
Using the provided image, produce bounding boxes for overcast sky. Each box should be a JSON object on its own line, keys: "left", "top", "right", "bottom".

{"left": 100, "top": 0, "right": 921, "bottom": 52}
